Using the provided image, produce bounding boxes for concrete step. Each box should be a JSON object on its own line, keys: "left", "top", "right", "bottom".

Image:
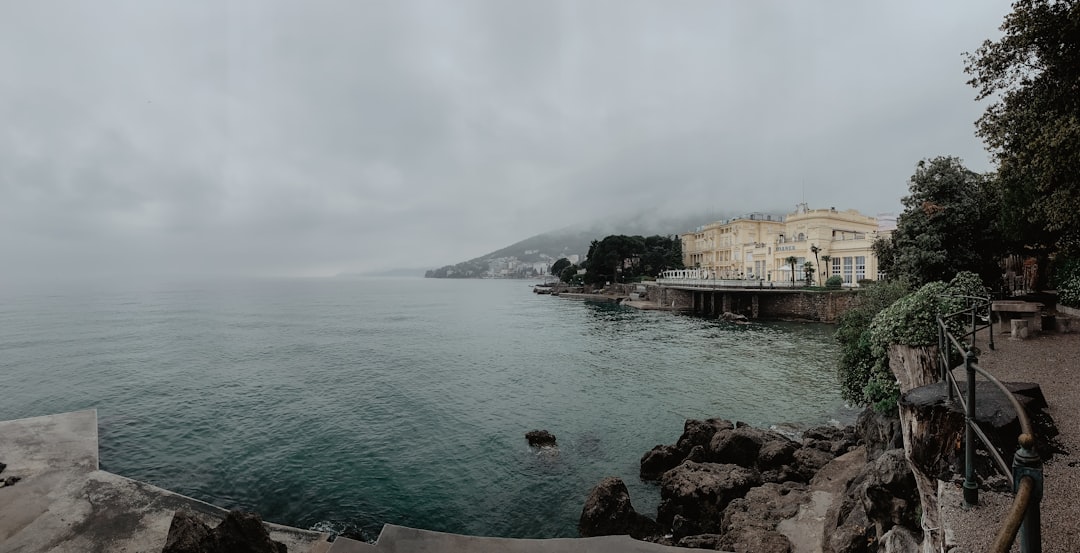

{"left": 326, "top": 536, "right": 379, "bottom": 552}
{"left": 371, "top": 524, "right": 698, "bottom": 553}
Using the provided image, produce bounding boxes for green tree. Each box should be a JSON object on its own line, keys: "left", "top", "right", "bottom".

{"left": 559, "top": 264, "right": 579, "bottom": 284}
{"left": 550, "top": 258, "right": 572, "bottom": 277}
{"left": 965, "top": 0, "right": 1080, "bottom": 256}
{"left": 810, "top": 245, "right": 821, "bottom": 285}
{"left": 584, "top": 234, "right": 682, "bottom": 284}
{"left": 886, "top": 157, "right": 1001, "bottom": 287}
{"left": 820, "top": 254, "right": 832, "bottom": 283}
{"left": 785, "top": 256, "right": 798, "bottom": 286}
{"left": 803, "top": 261, "right": 815, "bottom": 285}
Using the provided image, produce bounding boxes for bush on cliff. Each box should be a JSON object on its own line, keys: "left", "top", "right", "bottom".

{"left": 837, "top": 272, "right": 987, "bottom": 412}
{"left": 836, "top": 280, "right": 910, "bottom": 411}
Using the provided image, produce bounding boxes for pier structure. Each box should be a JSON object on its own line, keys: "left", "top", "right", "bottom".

{"left": 650, "top": 281, "right": 858, "bottom": 323}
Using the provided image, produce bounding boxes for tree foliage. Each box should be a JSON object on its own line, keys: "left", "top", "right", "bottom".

{"left": 583, "top": 234, "right": 683, "bottom": 284}
{"left": 965, "top": 0, "right": 1080, "bottom": 255}
{"left": 550, "top": 258, "right": 572, "bottom": 277}
{"left": 885, "top": 157, "right": 1001, "bottom": 288}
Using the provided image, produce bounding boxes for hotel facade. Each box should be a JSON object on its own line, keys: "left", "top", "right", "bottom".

{"left": 680, "top": 204, "right": 890, "bottom": 285}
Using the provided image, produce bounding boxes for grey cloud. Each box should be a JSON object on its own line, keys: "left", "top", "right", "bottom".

{"left": 0, "top": 0, "right": 1014, "bottom": 279}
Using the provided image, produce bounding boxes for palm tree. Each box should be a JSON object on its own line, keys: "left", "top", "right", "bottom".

{"left": 809, "top": 245, "right": 821, "bottom": 285}
{"left": 820, "top": 255, "right": 832, "bottom": 283}
{"left": 785, "top": 256, "right": 798, "bottom": 286}
{"left": 803, "top": 261, "right": 815, "bottom": 284}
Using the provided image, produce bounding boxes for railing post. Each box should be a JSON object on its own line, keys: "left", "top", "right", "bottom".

{"left": 988, "top": 297, "right": 996, "bottom": 351}
{"left": 944, "top": 323, "right": 954, "bottom": 401}
{"left": 1014, "top": 434, "right": 1043, "bottom": 553}
{"left": 963, "top": 349, "right": 979, "bottom": 506}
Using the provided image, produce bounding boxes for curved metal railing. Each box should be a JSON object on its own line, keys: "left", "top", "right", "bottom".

{"left": 936, "top": 294, "right": 1043, "bottom": 553}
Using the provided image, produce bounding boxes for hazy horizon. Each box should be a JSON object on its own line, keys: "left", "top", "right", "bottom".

{"left": 2, "top": 1, "right": 1013, "bottom": 280}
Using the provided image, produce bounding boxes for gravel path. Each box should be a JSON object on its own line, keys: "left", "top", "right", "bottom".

{"left": 941, "top": 326, "right": 1080, "bottom": 552}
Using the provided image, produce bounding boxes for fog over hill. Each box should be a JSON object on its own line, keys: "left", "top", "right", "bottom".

{"left": 424, "top": 208, "right": 785, "bottom": 278}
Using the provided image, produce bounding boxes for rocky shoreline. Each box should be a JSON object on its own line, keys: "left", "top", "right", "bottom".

{"left": 579, "top": 408, "right": 922, "bottom": 552}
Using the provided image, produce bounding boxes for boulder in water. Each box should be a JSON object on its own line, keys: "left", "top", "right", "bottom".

{"left": 526, "top": 430, "right": 557, "bottom": 447}
{"left": 578, "top": 477, "right": 659, "bottom": 539}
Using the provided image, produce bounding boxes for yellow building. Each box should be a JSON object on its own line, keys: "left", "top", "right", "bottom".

{"left": 681, "top": 204, "right": 889, "bottom": 285}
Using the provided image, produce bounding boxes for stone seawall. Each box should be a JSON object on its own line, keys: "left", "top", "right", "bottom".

{"left": 640, "top": 284, "right": 860, "bottom": 323}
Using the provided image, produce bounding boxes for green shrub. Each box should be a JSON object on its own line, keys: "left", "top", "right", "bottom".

{"left": 837, "top": 271, "right": 987, "bottom": 412}
{"left": 1055, "top": 258, "right": 1080, "bottom": 308}
{"left": 826, "top": 275, "right": 844, "bottom": 288}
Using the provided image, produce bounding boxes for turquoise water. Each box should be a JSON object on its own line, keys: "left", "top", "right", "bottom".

{"left": 0, "top": 277, "right": 852, "bottom": 539}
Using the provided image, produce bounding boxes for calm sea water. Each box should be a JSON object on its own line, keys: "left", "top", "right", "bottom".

{"left": 0, "top": 277, "right": 852, "bottom": 539}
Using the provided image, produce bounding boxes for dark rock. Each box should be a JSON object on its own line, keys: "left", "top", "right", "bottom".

{"left": 803, "top": 425, "right": 845, "bottom": 442}
{"left": 2, "top": 476, "right": 21, "bottom": 487}
{"left": 793, "top": 447, "right": 835, "bottom": 482}
{"left": 823, "top": 449, "right": 920, "bottom": 553}
{"left": 676, "top": 418, "right": 734, "bottom": 453}
{"left": 670, "top": 514, "right": 702, "bottom": 541}
{"left": 213, "top": 510, "right": 286, "bottom": 553}
{"left": 856, "top": 407, "right": 903, "bottom": 461}
{"left": 640, "top": 444, "right": 684, "bottom": 481}
{"left": 658, "top": 462, "right": 761, "bottom": 532}
{"left": 761, "top": 464, "right": 803, "bottom": 484}
{"left": 578, "top": 477, "right": 659, "bottom": 539}
{"left": 526, "top": 430, "right": 557, "bottom": 447}
{"left": 163, "top": 511, "right": 212, "bottom": 553}
{"left": 163, "top": 510, "right": 286, "bottom": 553}
{"left": 758, "top": 440, "right": 798, "bottom": 470}
{"left": 717, "top": 481, "right": 806, "bottom": 553}
{"left": 708, "top": 427, "right": 764, "bottom": 467}
{"left": 676, "top": 533, "right": 724, "bottom": 550}
{"left": 0, "top": 461, "right": 6, "bottom": 474}
{"left": 685, "top": 445, "right": 707, "bottom": 463}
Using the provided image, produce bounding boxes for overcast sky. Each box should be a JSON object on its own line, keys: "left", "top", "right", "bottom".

{"left": 1, "top": 1, "right": 1014, "bottom": 279}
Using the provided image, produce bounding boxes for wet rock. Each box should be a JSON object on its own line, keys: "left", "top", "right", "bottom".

{"left": 0, "top": 461, "right": 6, "bottom": 474}
{"left": 1, "top": 476, "right": 21, "bottom": 487}
{"left": 758, "top": 440, "right": 799, "bottom": 470}
{"left": 708, "top": 428, "right": 764, "bottom": 467}
{"left": 685, "top": 445, "right": 707, "bottom": 463}
{"left": 163, "top": 510, "right": 286, "bottom": 553}
{"left": 640, "top": 444, "right": 685, "bottom": 481}
{"left": 525, "top": 430, "right": 557, "bottom": 448}
{"left": 658, "top": 462, "right": 761, "bottom": 532}
{"left": 163, "top": 511, "right": 212, "bottom": 553}
{"left": 677, "top": 418, "right": 734, "bottom": 453}
{"left": 793, "top": 447, "right": 835, "bottom": 482}
{"left": 578, "top": 477, "right": 659, "bottom": 539}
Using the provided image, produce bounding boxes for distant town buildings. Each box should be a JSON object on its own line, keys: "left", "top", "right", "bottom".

{"left": 680, "top": 204, "right": 892, "bottom": 285}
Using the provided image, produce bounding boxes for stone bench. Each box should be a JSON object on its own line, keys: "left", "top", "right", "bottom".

{"left": 991, "top": 301, "right": 1044, "bottom": 335}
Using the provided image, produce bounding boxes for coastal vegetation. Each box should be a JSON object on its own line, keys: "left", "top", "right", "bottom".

{"left": 836, "top": 272, "right": 986, "bottom": 412}
{"left": 582, "top": 234, "right": 683, "bottom": 284}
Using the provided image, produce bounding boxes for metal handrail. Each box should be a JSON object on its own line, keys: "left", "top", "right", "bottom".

{"left": 935, "top": 294, "right": 1042, "bottom": 553}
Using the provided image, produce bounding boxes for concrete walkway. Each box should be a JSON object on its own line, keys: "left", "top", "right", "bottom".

{"left": 0, "top": 410, "right": 327, "bottom": 553}
{"left": 0, "top": 410, "right": 716, "bottom": 553}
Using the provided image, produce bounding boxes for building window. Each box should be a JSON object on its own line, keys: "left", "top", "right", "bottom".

{"left": 855, "top": 256, "right": 866, "bottom": 281}
{"left": 843, "top": 257, "right": 853, "bottom": 284}
{"left": 832, "top": 257, "right": 840, "bottom": 276}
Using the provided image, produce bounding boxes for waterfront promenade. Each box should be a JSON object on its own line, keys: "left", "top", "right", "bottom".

{"left": 940, "top": 329, "right": 1080, "bottom": 552}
